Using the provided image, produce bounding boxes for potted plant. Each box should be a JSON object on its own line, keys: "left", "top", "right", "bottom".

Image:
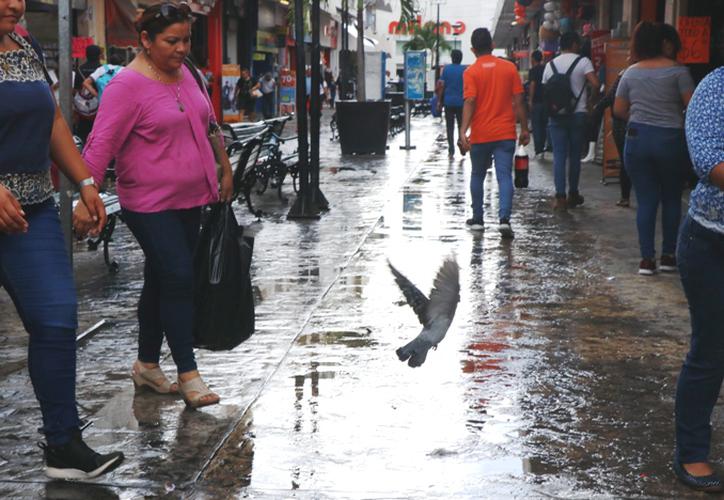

{"left": 336, "top": 0, "right": 416, "bottom": 155}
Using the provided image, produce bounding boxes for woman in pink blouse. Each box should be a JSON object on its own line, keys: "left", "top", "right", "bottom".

{"left": 77, "top": 2, "right": 233, "bottom": 409}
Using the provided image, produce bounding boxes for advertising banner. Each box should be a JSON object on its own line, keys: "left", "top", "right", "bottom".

{"left": 404, "top": 51, "right": 426, "bottom": 101}
{"left": 279, "top": 68, "right": 296, "bottom": 115}
{"left": 221, "top": 64, "right": 241, "bottom": 123}
{"left": 678, "top": 17, "right": 710, "bottom": 64}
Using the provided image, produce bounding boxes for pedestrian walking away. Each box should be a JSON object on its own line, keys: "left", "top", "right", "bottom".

{"left": 73, "top": 44, "right": 102, "bottom": 142}
{"left": 0, "top": 2, "right": 124, "bottom": 479}
{"left": 543, "top": 31, "right": 599, "bottom": 210}
{"left": 437, "top": 49, "right": 466, "bottom": 158}
{"left": 673, "top": 61, "right": 724, "bottom": 493}
{"left": 459, "top": 27, "right": 529, "bottom": 239}
{"left": 527, "top": 50, "right": 548, "bottom": 158}
{"left": 77, "top": 2, "right": 234, "bottom": 409}
{"left": 613, "top": 21, "right": 693, "bottom": 275}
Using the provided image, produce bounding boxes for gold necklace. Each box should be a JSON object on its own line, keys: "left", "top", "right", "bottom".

{"left": 146, "top": 58, "right": 184, "bottom": 112}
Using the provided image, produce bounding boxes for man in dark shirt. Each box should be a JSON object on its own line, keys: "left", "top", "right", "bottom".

{"left": 527, "top": 50, "right": 548, "bottom": 158}
{"left": 73, "top": 45, "right": 102, "bottom": 142}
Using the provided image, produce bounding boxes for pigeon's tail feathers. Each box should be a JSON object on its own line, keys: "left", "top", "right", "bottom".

{"left": 396, "top": 337, "right": 432, "bottom": 368}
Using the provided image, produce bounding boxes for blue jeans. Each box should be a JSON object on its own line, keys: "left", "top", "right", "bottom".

{"left": 0, "top": 200, "right": 81, "bottom": 446}
{"left": 549, "top": 112, "right": 586, "bottom": 196}
{"left": 624, "top": 122, "right": 686, "bottom": 259}
{"left": 675, "top": 216, "right": 724, "bottom": 463}
{"left": 470, "top": 140, "right": 515, "bottom": 221}
{"left": 122, "top": 207, "right": 201, "bottom": 374}
{"left": 531, "top": 103, "right": 548, "bottom": 155}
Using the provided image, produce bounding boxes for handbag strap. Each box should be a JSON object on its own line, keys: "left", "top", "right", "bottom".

{"left": 183, "top": 58, "right": 219, "bottom": 131}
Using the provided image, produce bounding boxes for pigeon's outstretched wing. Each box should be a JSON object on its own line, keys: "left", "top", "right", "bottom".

{"left": 425, "top": 258, "right": 460, "bottom": 324}
{"left": 388, "top": 260, "right": 429, "bottom": 325}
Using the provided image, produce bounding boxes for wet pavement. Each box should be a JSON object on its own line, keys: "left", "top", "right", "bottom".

{"left": 0, "top": 109, "right": 714, "bottom": 498}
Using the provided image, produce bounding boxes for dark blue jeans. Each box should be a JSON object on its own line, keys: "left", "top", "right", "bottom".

{"left": 470, "top": 140, "right": 515, "bottom": 222}
{"left": 122, "top": 207, "right": 201, "bottom": 374}
{"left": 531, "top": 103, "right": 548, "bottom": 155}
{"left": 624, "top": 122, "right": 686, "bottom": 259}
{"left": 0, "top": 200, "right": 81, "bottom": 446}
{"left": 675, "top": 216, "right": 724, "bottom": 463}
{"left": 549, "top": 112, "right": 586, "bottom": 196}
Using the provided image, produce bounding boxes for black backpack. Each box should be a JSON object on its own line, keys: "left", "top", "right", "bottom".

{"left": 544, "top": 56, "right": 585, "bottom": 116}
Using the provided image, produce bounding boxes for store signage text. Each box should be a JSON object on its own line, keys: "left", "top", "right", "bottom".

{"left": 389, "top": 16, "right": 466, "bottom": 36}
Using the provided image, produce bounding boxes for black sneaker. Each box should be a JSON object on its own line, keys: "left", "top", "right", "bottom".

{"left": 498, "top": 219, "right": 514, "bottom": 239}
{"left": 40, "top": 430, "right": 124, "bottom": 480}
{"left": 660, "top": 254, "right": 677, "bottom": 272}
{"left": 638, "top": 258, "right": 657, "bottom": 276}
{"left": 466, "top": 218, "right": 484, "bottom": 231}
{"left": 568, "top": 192, "right": 585, "bottom": 208}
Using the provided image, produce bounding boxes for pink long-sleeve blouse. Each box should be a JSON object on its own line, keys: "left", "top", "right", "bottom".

{"left": 83, "top": 65, "right": 219, "bottom": 213}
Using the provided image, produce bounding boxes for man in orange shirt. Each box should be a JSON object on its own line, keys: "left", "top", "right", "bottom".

{"left": 459, "top": 28, "right": 529, "bottom": 238}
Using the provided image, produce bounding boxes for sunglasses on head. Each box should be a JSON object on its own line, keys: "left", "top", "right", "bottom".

{"left": 154, "top": 2, "right": 192, "bottom": 21}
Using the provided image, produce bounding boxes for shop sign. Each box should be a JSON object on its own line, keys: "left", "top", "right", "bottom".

{"left": 256, "top": 30, "right": 279, "bottom": 54}
{"left": 404, "top": 51, "right": 426, "bottom": 100}
{"left": 72, "top": 37, "right": 94, "bottom": 59}
{"left": 678, "top": 17, "right": 710, "bottom": 64}
{"left": 389, "top": 16, "right": 465, "bottom": 36}
{"left": 221, "top": 64, "right": 241, "bottom": 123}
{"left": 279, "top": 68, "right": 296, "bottom": 115}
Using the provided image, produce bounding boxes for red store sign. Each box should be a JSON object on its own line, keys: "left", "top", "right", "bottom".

{"left": 389, "top": 16, "right": 466, "bottom": 36}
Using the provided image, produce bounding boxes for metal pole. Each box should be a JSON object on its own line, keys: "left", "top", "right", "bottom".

{"left": 309, "top": 0, "right": 328, "bottom": 210}
{"left": 58, "top": 0, "right": 74, "bottom": 259}
{"left": 435, "top": 3, "right": 440, "bottom": 82}
{"left": 288, "top": 0, "right": 320, "bottom": 219}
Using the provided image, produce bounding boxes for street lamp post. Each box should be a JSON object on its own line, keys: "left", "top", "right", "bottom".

{"left": 433, "top": 0, "right": 446, "bottom": 82}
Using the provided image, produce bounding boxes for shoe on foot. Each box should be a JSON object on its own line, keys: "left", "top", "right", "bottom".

{"left": 448, "top": 148, "right": 455, "bottom": 158}
{"left": 568, "top": 192, "right": 585, "bottom": 208}
{"left": 553, "top": 195, "right": 567, "bottom": 211}
{"left": 498, "top": 219, "right": 514, "bottom": 239}
{"left": 178, "top": 375, "right": 220, "bottom": 409}
{"left": 638, "top": 258, "right": 657, "bottom": 276}
{"left": 660, "top": 254, "right": 677, "bottom": 272}
{"left": 616, "top": 198, "right": 630, "bottom": 207}
{"left": 41, "top": 430, "right": 124, "bottom": 480}
{"left": 466, "top": 218, "right": 484, "bottom": 231}
{"left": 673, "top": 458, "right": 723, "bottom": 493}
{"left": 131, "top": 361, "right": 178, "bottom": 394}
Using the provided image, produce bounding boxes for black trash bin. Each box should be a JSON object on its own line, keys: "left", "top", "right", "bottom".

{"left": 336, "top": 100, "right": 391, "bottom": 155}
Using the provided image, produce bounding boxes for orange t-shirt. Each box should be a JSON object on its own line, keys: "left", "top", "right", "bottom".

{"left": 463, "top": 55, "right": 524, "bottom": 144}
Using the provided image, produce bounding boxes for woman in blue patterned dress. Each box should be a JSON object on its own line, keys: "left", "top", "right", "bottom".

{"left": 0, "top": 0, "right": 123, "bottom": 479}
{"left": 672, "top": 49, "right": 724, "bottom": 491}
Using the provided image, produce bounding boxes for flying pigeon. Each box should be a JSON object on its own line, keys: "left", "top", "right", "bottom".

{"left": 389, "top": 257, "right": 460, "bottom": 367}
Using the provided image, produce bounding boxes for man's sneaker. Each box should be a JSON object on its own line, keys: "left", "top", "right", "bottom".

{"left": 498, "top": 219, "right": 514, "bottom": 239}
{"left": 41, "top": 430, "right": 124, "bottom": 480}
{"left": 660, "top": 254, "right": 677, "bottom": 272}
{"left": 466, "top": 218, "right": 484, "bottom": 231}
{"left": 568, "top": 192, "right": 585, "bottom": 208}
{"left": 638, "top": 258, "right": 657, "bottom": 276}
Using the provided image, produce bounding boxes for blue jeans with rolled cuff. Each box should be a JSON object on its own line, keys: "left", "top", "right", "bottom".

{"left": 624, "top": 122, "right": 686, "bottom": 259}
{"left": 675, "top": 216, "right": 724, "bottom": 463}
{"left": 0, "top": 200, "right": 81, "bottom": 446}
{"left": 470, "top": 140, "right": 515, "bottom": 222}
{"left": 122, "top": 207, "right": 201, "bottom": 374}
